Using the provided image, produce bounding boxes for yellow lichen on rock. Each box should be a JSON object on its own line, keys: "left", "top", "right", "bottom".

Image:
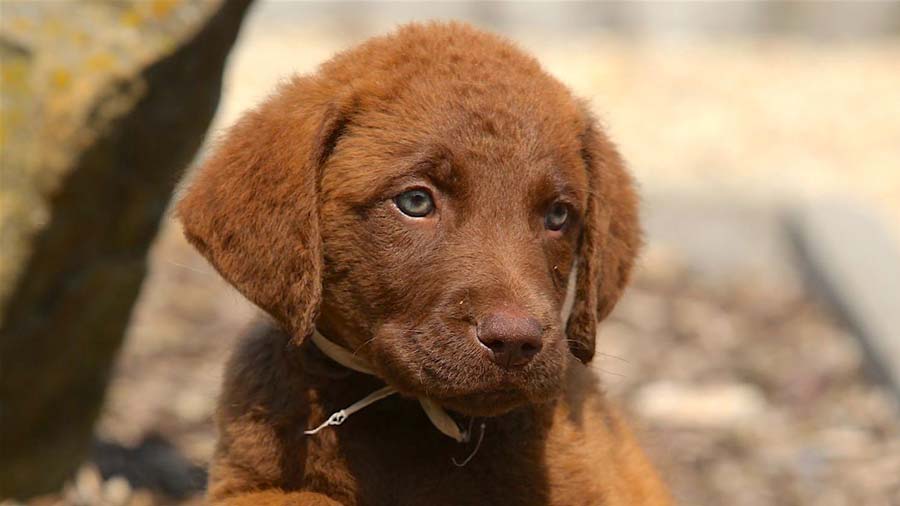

{"left": 120, "top": 8, "right": 143, "bottom": 29}
{"left": 48, "top": 68, "right": 71, "bottom": 90}
{"left": 150, "top": 0, "right": 182, "bottom": 20}
{"left": 86, "top": 52, "right": 117, "bottom": 73}
{"left": 0, "top": 59, "right": 28, "bottom": 89}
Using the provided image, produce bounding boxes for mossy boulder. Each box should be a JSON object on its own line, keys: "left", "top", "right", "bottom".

{"left": 0, "top": 0, "right": 252, "bottom": 498}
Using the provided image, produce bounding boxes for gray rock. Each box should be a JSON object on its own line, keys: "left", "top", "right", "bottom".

{"left": 0, "top": 0, "right": 252, "bottom": 498}
{"left": 641, "top": 191, "right": 802, "bottom": 287}
{"left": 788, "top": 199, "right": 900, "bottom": 400}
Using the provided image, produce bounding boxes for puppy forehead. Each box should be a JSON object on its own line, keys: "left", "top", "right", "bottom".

{"left": 322, "top": 106, "right": 589, "bottom": 206}
{"left": 311, "top": 22, "right": 593, "bottom": 205}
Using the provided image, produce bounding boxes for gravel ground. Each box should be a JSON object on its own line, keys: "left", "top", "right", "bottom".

{"left": 605, "top": 248, "right": 900, "bottom": 506}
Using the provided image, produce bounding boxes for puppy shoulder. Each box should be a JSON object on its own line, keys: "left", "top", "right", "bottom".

{"left": 210, "top": 322, "right": 309, "bottom": 499}
{"left": 219, "top": 321, "right": 298, "bottom": 415}
{"left": 546, "top": 365, "right": 673, "bottom": 505}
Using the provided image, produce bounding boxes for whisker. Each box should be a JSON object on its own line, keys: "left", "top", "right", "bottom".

{"left": 595, "top": 352, "right": 630, "bottom": 364}
{"left": 165, "top": 259, "right": 212, "bottom": 275}
{"left": 595, "top": 368, "right": 626, "bottom": 379}
{"left": 353, "top": 336, "right": 378, "bottom": 356}
{"left": 563, "top": 338, "right": 631, "bottom": 364}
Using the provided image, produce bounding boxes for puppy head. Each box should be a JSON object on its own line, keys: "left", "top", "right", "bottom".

{"left": 178, "top": 23, "right": 640, "bottom": 416}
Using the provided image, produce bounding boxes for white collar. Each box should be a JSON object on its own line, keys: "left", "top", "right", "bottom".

{"left": 304, "top": 329, "right": 468, "bottom": 442}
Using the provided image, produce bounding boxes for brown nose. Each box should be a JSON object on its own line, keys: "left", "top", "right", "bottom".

{"left": 476, "top": 309, "right": 543, "bottom": 368}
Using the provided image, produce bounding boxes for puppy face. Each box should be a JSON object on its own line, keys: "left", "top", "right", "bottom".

{"left": 177, "top": 23, "right": 640, "bottom": 416}
{"left": 317, "top": 95, "right": 590, "bottom": 414}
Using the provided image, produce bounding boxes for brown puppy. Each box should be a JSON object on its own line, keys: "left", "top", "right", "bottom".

{"left": 178, "top": 22, "right": 671, "bottom": 506}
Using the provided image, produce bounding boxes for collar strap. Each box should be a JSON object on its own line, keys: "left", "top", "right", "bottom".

{"left": 305, "top": 329, "right": 468, "bottom": 443}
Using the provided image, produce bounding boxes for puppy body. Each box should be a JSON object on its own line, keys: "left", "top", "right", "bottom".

{"left": 209, "top": 324, "right": 669, "bottom": 506}
{"left": 179, "top": 23, "right": 672, "bottom": 506}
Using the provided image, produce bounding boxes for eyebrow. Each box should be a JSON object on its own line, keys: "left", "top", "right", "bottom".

{"left": 527, "top": 170, "right": 581, "bottom": 214}
{"left": 419, "top": 159, "right": 457, "bottom": 188}
{"left": 403, "top": 145, "right": 459, "bottom": 191}
{"left": 371, "top": 144, "right": 584, "bottom": 210}
{"left": 549, "top": 171, "right": 581, "bottom": 202}
{"left": 363, "top": 145, "right": 458, "bottom": 205}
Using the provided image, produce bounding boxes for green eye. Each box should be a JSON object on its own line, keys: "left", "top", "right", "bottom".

{"left": 394, "top": 189, "right": 434, "bottom": 217}
{"left": 545, "top": 202, "right": 569, "bottom": 231}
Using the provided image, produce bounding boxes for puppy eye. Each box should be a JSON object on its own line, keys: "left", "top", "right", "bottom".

{"left": 394, "top": 189, "right": 435, "bottom": 217}
{"left": 545, "top": 202, "right": 569, "bottom": 231}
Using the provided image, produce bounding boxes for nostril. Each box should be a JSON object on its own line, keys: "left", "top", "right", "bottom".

{"left": 480, "top": 337, "right": 506, "bottom": 354}
{"left": 476, "top": 309, "right": 544, "bottom": 368}
{"left": 521, "top": 340, "right": 541, "bottom": 357}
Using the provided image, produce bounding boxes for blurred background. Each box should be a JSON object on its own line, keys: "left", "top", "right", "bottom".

{"left": 1, "top": 1, "right": 899, "bottom": 505}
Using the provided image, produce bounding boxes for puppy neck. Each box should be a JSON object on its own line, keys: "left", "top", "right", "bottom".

{"left": 298, "top": 329, "right": 361, "bottom": 380}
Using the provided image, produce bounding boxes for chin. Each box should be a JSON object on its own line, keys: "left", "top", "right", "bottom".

{"left": 439, "top": 386, "right": 559, "bottom": 417}
{"left": 414, "top": 361, "right": 568, "bottom": 417}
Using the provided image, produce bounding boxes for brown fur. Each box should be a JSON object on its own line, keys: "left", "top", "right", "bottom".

{"left": 177, "top": 22, "right": 671, "bottom": 506}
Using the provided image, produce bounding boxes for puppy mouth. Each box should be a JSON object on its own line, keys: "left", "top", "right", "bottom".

{"left": 369, "top": 327, "right": 567, "bottom": 416}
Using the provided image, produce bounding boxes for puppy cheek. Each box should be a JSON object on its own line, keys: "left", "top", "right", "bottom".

{"left": 365, "top": 324, "right": 422, "bottom": 391}
{"left": 527, "top": 334, "right": 569, "bottom": 398}
{"left": 365, "top": 320, "right": 467, "bottom": 395}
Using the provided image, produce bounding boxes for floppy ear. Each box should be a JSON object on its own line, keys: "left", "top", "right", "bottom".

{"left": 177, "top": 76, "right": 347, "bottom": 344}
{"left": 565, "top": 108, "right": 642, "bottom": 364}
